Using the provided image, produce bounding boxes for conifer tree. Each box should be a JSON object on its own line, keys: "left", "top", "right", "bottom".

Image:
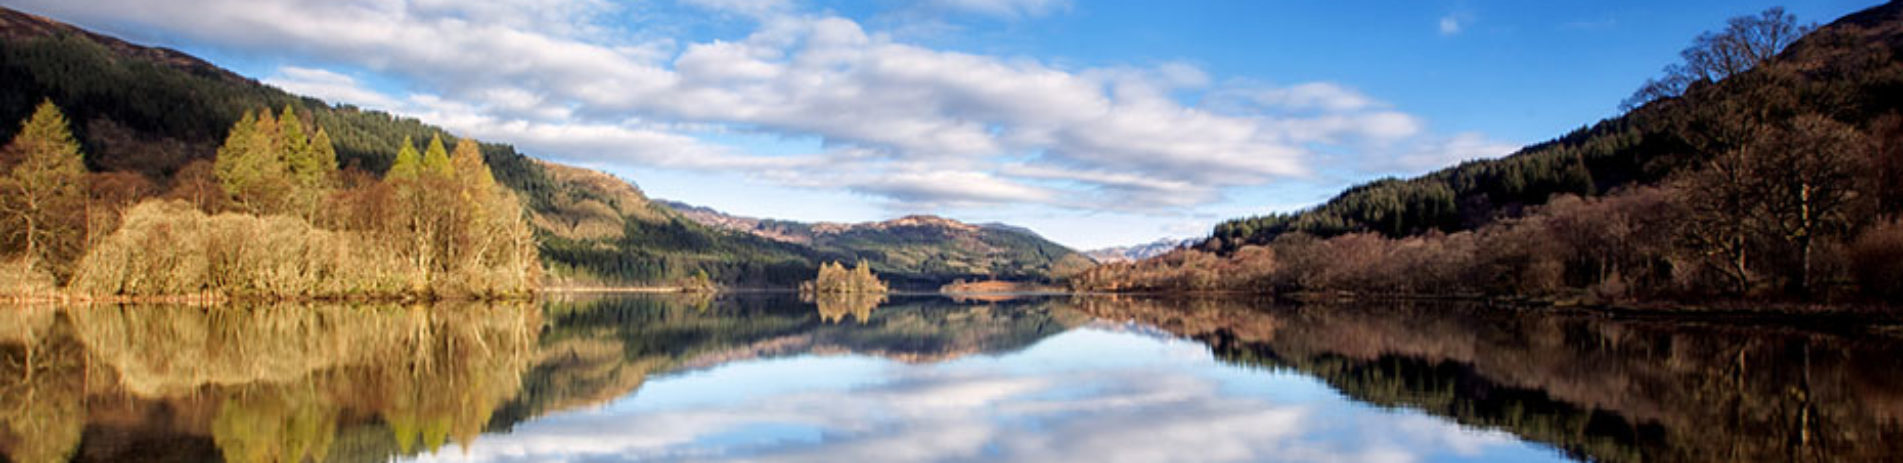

{"left": 278, "top": 105, "right": 318, "bottom": 186}
{"left": 422, "top": 135, "right": 453, "bottom": 178}
{"left": 388, "top": 136, "right": 422, "bottom": 180}
{"left": 308, "top": 127, "right": 338, "bottom": 187}
{"left": 0, "top": 100, "right": 88, "bottom": 281}
{"left": 450, "top": 138, "right": 495, "bottom": 190}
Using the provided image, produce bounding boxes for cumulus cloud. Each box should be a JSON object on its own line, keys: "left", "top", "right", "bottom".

{"left": 15, "top": 0, "right": 1506, "bottom": 214}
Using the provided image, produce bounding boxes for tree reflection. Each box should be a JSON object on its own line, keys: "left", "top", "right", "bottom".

{"left": 808, "top": 292, "right": 884, "bottom": 324}
{"left": 1074, "top": 296, "right": 1903, "bottom": 462}
{"left": 0, "top": 301, "right": 539, "bottom": 462}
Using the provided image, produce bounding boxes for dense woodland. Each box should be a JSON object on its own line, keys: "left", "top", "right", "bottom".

{"left": 1078, "top": 6, "right": 1903, "bottom": 305}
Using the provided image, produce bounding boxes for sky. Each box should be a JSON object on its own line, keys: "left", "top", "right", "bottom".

{"left": 7, "top": 0, "right": 1879, "bottom": 249}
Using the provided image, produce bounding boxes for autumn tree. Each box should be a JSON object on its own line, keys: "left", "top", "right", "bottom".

{"left": 0, "top": 100, "right": 89, "bottom": 282}
{"left": 800, "top": 260, "right": 887, "bottom": 294}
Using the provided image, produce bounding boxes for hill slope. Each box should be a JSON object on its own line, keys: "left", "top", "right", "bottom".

{"left": 0, "top": 6, "right": 1078, "bottom": 289}
{"left": 1205, "top": 2, "right": 1903, "bottom": 253}
{"left": 660, "top": 200, "right": 1094, "bottom": 287}
{"left": 1083, "top": 3, "right": 1903, "bottom": 301}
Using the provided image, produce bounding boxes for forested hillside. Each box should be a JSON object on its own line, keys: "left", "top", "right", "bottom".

{"left": 0, "top": 7, "right": 1082, "bottom": 290}
{"left": 1081, "top": 5, "right": 1903, "bottom": 304}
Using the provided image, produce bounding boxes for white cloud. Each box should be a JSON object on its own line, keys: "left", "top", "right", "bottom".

{"left": 1391, "top": 132, "right": 1521, "bottom": 172}
{"left": 681, "top": 0, "right": 792, "bottom": 18}
{"left": 262, "top": 66, "right": 403, "bottom": 110}
{"left": 1438, "top": 14, "right": 1465, "bottom": 36}
{"left": 927, "top": 0, "right": 1071, "bottom": 19}
{"left": 17, "top": 0, "right": 1510, "bottom": 215}
{"left": 1231, "top": 82, "right": 1379, "bottom": 112}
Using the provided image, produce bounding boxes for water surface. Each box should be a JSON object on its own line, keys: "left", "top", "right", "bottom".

{"left": 2, "top": 294, "right": 1899, "bottom": 462}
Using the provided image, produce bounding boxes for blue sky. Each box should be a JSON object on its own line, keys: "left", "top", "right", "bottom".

{"left": 11, "top": 0, "right": 1878, "bottom": 249}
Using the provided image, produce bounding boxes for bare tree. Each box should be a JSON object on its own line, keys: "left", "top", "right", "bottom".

{"left": 1623, "top": 7, "right": 1812, "bottom": 110}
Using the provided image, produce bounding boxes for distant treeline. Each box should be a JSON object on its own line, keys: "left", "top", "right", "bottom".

{"left": 1080, "top": 6, "right": 1903, "bottom": 304}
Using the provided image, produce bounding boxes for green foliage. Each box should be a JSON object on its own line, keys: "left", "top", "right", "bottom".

{"left": 421, "top": 134, "right": 452, "bottom": 177}
{"left": 0, "top": 99, "right": 88, "bottom": 283}
{"left": 387, "top": 136, "right": 421, "bottom": 180}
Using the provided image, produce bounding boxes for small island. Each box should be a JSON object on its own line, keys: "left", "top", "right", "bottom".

{"left": 798, "top": 261, "right": 888, "bottom": 295}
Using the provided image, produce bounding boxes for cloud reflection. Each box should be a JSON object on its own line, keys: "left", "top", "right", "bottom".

{"left": 406, "top": 329, "right": 1534, "bottom": 463}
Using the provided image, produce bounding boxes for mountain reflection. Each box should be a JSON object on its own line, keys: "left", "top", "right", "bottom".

{"left": 2, "top": 295, "right": 1901, "bottom": 462}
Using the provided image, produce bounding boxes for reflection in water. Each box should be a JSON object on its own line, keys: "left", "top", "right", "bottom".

{"left": 2, "top": 295, "right": 1901, "bottom": 462}
{"left": 1072, "top": 297, "right": 1903, "bottom": 462}
{"left": 0, "top": 302, "right": 540, "bottom": 463}
{"left": 807, "top": 292, "right": 884, "bottom": 324}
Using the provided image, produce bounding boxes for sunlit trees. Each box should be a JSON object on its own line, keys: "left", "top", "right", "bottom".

{"left": 0, "top": 100, "right": 88, "bottom": 284}
{"left": 75, "top": 113, "right": 539, "bottom": 299}
{"left": 800, "top": 261, "right": 888, "bottom": 294}
{"left": 210, "top": 105, "right": 337, "bottom": 218}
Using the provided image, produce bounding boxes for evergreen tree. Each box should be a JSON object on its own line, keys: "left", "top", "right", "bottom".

{"left": 307, "top": 127, "right": 338, "bottom": 188}
{"left": 0, "top": 100, "right": 89, "bottom": 282}
{"left": 278, "top": 105, "right": 319, "bottom": 187}
{"left": 388, "top": 136, "right": 422, "bottom": 180}
{"left": 422, "top": 135, "right": 452, "bottom": 178}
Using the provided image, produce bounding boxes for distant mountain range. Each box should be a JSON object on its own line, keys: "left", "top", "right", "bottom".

{"left": 0, "top": 6, "right": 1088, "bottom": 289}
{"left": 659, "top": 200, "right": 1094, "bottom": 286}
{"left": 1081, "top": 238, "right": 1197, "bottom": 263}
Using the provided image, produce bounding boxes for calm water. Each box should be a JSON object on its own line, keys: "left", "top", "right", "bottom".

{"left": 2, "top": 295, "right": 1900, "bottom": 462}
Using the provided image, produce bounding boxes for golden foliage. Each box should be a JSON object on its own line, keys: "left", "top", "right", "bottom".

{"left": 799, "top": 260, "right": 888, "bottom": 294}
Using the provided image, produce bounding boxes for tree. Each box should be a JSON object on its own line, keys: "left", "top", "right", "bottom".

{"left": 1751, "top": 115, "right": 1863, "bottom": 296}
{"left": 450, "top": 139, "right": 495, "bottom": 190}
{"left": 307, "top": 128, "right": 338, "bottom": 188}
{"left": 0, "top": 100, "right": 88, "bottom": 282}
{"left": 422, "top": 135, "right": 452, "bottom": 178}
{"left": 214, "top": 109, "right": 297, "bottom": 214}
{"left": 388, "top": 136, "right": 422, "bottom": 180}
{"left": 1624, "top": 7, "right": 1811, "bottom": 110}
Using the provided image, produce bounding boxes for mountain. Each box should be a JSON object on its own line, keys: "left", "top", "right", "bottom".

{"left": 0, "top": 6, "right": 1081, "bottom": 289}
{"left": 658, "top": 200, "right": 1096, "bottom": 287}
{"left": 1083, "top": 238, "right": 1196, "bottom": 263}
